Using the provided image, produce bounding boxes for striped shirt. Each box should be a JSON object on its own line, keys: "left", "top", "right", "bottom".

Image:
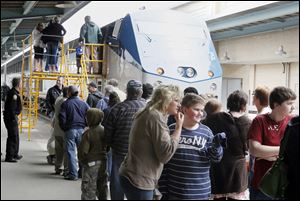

{"left": 103, "top": 99, "right": 146, "bottom": 157}
{"left": 158, "top": 123, "right": 223, "bottom": 200}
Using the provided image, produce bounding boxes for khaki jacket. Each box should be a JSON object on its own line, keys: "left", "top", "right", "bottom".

{"left": 53, "top": 96, "right": 66, "bottom": 137}
{"left": 119, "top": 109, "right": 179, "bottom": 190}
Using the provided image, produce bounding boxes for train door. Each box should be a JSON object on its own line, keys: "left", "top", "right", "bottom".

{"left": 221, "top": 78, "right": 242, "bottom": 109}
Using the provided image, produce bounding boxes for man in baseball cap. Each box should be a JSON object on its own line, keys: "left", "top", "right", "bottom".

{"left": 127, "top": 80, "right": 142, "bottom": 90}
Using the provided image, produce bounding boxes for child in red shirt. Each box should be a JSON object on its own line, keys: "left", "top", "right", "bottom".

{"left": 248, "top": 86, "right": 297, "bottom": 200}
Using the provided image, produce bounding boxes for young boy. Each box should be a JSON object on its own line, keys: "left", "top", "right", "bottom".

{"left": 248, "top": 86, "right": 297, "bottom": 200}
{"left": 159, "top": 93, "right": 225, "bottom": 200}
{"left": 76, "top": 42, "right": 83, "bottom": 74}
{"left": 78, "top": 108, "right": 108, "bottom": 200}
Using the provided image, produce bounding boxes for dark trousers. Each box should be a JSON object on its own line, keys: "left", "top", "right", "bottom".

{"left": 4, "top": 118, "right": 19, "bottom": 159}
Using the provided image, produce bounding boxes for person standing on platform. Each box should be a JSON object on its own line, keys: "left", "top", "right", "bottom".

{"left": 45, "top": 76, "right": 64, "bottom": 164}
{"left": 79, "top": 108, "right": 108, "bottom": 200}
{"left": 76, "top": 41, "right": 84, "bottom": 74}
{"left": 203, "top": 90, "right": 252, "bottom": 200}
{"left": 59, "top": 85, "right": 90, "bottom": 180}
{"left": 1, "top": 83, "right": 10, "bottom": 109}
{"left": 42, "top": 16, "right": 66, "bottom": 73}
{"left": 248, "top": 86, "right": 297, "bottom": 200}
{"left": 96, "top": 84, "right": 114, "bottom": 111}
{"left": 142, "top": 83, "right": 154, "bottom": 102}
{"left": 80, "top": 15, "right": 102, "bottom": 74}
{"left": 158, "top": 93, "right": 225, "bottom": 200}
{"left": 53, "top": 87, "right": 69, "bottom": 175}
{"left": 248, "top": 86, "right": 271, "bottom": 193}
{"left": 119, "top": 85, "right": 184, "bottom": 200}
{"left": 103, "top": 80, "right": 146, "bottom": 200}
{"left": 4, "top": 77, "right": 23, "bottom": 163}
{"left": 283, "top": 116, "right": 299, "bottom": 200}
{"left": 107, "top": 78, "right": 126, "bottom": 102}
{"left": 32, "top": 22, "right": 45, "bottom": 72}
{"left": 46, "top": 76, "right": 64, "bottom": 118}
{"left": 86, "top": 81, "right": 103, "bottom": 108}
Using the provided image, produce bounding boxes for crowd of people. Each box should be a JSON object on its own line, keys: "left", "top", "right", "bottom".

{"left": 31, "top": 15, "right": 102, "bottom": 74}
{"left": 2, "top": 75, "right": 298, "bottom": 200}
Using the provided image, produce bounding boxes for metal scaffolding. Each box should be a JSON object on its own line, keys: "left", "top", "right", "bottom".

{"left": 19, "top": 35, "right": 106, "bottom": 140}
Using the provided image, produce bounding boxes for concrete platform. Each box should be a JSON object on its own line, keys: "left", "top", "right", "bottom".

{"left": 1, "top": 106, "right": 82, "bottom": 200}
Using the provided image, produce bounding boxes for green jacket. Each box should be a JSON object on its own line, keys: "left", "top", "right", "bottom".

{"left": 80, "top": 21, "right": 102, "bottom": 43}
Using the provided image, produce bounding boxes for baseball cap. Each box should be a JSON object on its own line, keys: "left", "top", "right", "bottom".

{"left": 88, "top": 81, "right": 97, "bottom": 88}
{"left": 127, "top": 80, "right": 142, "bottom": 90}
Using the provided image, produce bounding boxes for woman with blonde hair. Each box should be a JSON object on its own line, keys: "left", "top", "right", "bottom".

{"left": 119, "top": 85, "right": 184, "bottom": 200}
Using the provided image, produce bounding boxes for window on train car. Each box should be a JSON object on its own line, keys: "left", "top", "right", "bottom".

{"left": 112, "top": 19, "right": 122, "bottom": 38}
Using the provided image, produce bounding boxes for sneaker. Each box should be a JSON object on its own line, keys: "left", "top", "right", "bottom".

{"left": 14, "top": 155, "right": 23, "bottom": 160}
{"left": 63, "top": 170, "right": 69, "bottom": 177}
{"left": 64, "top": 176, "right": 78, "bottom": 181}
{"left": 47, "top": 155, "right": 55, "bottom": 165}
{"left": 5, "top": 158, "right": 18, "bottom": 163}
{"left": 55, "top": 168, "right": 63, "bottom": 175}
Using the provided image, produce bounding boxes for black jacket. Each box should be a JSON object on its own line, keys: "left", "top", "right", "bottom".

{"left": 4, "top": 88, "right": 22, "bottom": 122}
{"left": 46, "top": 85, "right": 62, "bottom": 114}
{"left": 203, "top": 112, "right": 252, "bottom": 194}
{"left": 1, "top": 85, "right": 10, "bottom": 101}
{"left": 42, "top": 22, "right": 66, "bottom": 43}
{"left": 86, "top": 90, "right": 103, "bottom": 108}
{"left": 283, "top": 116, "right": 299, "bottom": 200}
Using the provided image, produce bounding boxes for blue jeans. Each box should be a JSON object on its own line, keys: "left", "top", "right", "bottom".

{"left": 46, "top": 41, "right": 59, "bottom": 65}
{"left": 250, "top": 188, "right": 273, "bottom": 200}
{"left": 65, "top": 128, "right": 84, "bottom": 179}
{"left": 110, "top": 153, "right": 125, "bottom": 200}
{"left": 107, "top": 150, "right": 112, "bottom": 179}
{"left": 120, "top": 176, "right": 154, "bottom": 200}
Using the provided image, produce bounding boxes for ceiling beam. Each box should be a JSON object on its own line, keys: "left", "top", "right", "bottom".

{"left": 211, "top": 16, "right": 299, "bottom": 41}
{"left": 1, "top": 8, "right": 64, "bottom": 21}
{"left": 207, "top": 2, "right": 299, "bottom": 32}
{"left": 1, "top": 1, "right": 37, "bottom": 46}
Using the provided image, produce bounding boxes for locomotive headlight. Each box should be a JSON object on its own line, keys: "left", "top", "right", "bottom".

{"left": 208, "top": 70, "right": 214, "bottom": 78}
{"left": 186, "top": 67, "right": 196, "bottom": 78}
{"left": 177, "top": 67, "right": 184, "bottom": 76}
{"left": 156, "top": 67, "right": 165, "bottom": 75}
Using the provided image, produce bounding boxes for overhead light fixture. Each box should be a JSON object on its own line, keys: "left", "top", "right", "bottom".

{"left": 10, "top": 42, "right": 21, "bottom": 51}
{"left": 10, "top": 31, "right": 21, "bottom": 51}
{"left": 275, "top": 45, "right": 287, "bottom": 56}
{"left": 55, "top": 1, "right": 76, "bottom": 8}
{"left": 3, "top": 51, "right": 12, "bottom": 59}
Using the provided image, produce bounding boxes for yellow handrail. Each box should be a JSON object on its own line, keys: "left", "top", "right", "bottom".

{"left": 20, "top": 34, "right": 105, "bottom": 140}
